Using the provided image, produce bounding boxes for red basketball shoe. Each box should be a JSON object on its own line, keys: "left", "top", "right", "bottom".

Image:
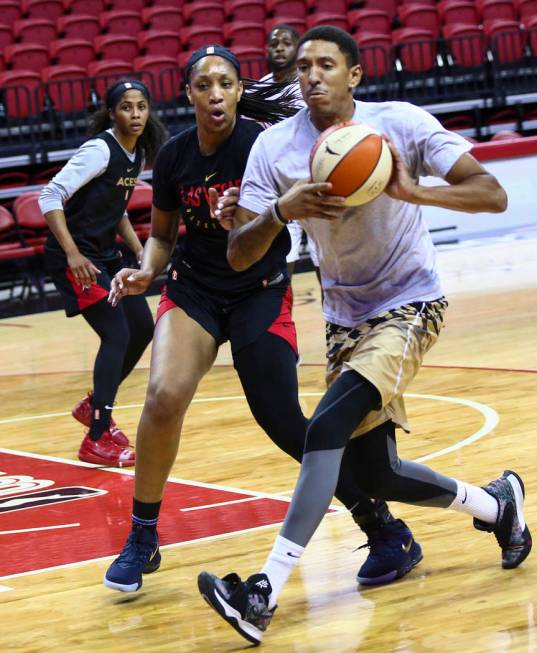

{"left": 78, "top": 431, "right": 135, "bottom": 467}
{"left": 72, "top": 392, "right": 130, "bottom": 446}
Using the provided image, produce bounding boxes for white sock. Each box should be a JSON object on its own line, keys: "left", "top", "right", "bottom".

{"left": 449, "top": 480, "right": 499, "bottom": 523}
{"left": 261, "top": 534, "right": 305, "bottom": 609}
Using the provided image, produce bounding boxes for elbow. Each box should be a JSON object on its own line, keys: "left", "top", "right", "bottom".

{"left": 227, "top": 250, "right": 249, "bottom": 272}
{"left": 493, "top": 187, "right": 508, "bottom": 213}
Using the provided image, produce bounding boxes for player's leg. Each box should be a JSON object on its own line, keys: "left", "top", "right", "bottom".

{"left": 104, "top": 301, "right": 218, "bottom": 592}
{"left": 234, "top": 330, "right": 420, "bottom": 584}
{"left": 76, "top": 293, "right": 154, "bottom": 450}
{"left": 346, "top": 419, "right": 531, "bottom": 570}
{"left": 198, "top": 368, "right": 379, "bottom": 643}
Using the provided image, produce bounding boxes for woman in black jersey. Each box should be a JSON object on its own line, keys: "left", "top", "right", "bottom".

{"left": 39, "top": 79, "right": 166, "bottom": 468}
{"left": 103, "top": 47, "right": 417, "bottom": 593}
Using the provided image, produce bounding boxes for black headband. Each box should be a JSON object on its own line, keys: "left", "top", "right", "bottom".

{"left": 106, "top": 80, "right": 150, "bottom": 109}
{"left": 185, "top": 45, "right": 241, "bottom": 80}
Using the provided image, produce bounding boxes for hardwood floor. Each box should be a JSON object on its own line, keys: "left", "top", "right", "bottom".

{"left": 1, "top": 239, "right": 536, "bottom": 653}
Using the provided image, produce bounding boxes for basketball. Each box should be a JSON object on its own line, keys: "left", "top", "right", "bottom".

{"left": 309, "top": 121, "right": 393, "bottom": 206}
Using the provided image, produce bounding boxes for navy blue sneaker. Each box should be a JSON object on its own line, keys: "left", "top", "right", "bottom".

{"left": 356, "top": 519, "right": 423, "bottom": 585}
{"left": 103, "top": 525, "right": 161, "bottom": 592}
{"left": 198, "top": 571, "right": 275, "bottom": 645}
{"left": 474, "top": 470, "right": 532, "bottom": 569}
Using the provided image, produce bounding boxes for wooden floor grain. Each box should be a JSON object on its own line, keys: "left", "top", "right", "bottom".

{"left": 1, "top": 239, "right": 536, "bottom": 653}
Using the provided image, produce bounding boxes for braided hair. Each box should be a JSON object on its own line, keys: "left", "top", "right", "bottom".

{"left": 186, "top": 45, "right": 301, "bottom": 126}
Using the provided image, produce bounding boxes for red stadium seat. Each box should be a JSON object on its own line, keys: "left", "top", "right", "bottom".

{"left": 484, "top": 19, "right": 526, "bottom": 62}
{"left": 99, "top": 10, "right": 144, "bottom": 35}
{"left": 133, "top": 55, "right": 179, "bottom": 101}
{"left": 392, "top": 27, "right": 438, "bottom": 72}
{"left": 524, "top": 14, "right": 537, "bottom": 55}
{"left": 12, "top": 18, "right": 56, "bottom": 45}
{"left": 142, "top": 6, "right": 184, "bottom": 32}
{"left": 180, "top": 25, "right": 225, "bottom": 50}
{"left": 443, "top": 23, "right": 488, "bottom": 67}
{"left": 13, "top": 192, "right": 48, "bottom": 241}
{"left": 126, "top": 183, "right": 153, "bottom": 223}
{"left": 138, "top": 30, "right": 182, "bottom": 58}
{"left": 353, "top": 31, "right": 394, "bottom": 77}
{"left": 361, "top": 0, "right": 398, "bottom": 22}
{"left": 21, "top": 0, "right": 63, "bottom": 20}
{"left": 57, "top": 14, "right": 101, "bottom": 41}
{"left": 224, "top": 0, "right": 266, "bottom": 24}
{"left": 88, "top": 59, "right": 134, "bottom": 100}
{"left": 183, "top": 2, "right": 226, "bottom": 27}
{"left": 0, "top": 1, "right": 21, "bottom": 27}
{"left": 0, "top": 24, "right": 14, "bottom": 51}
{"left": 348, "top": 9, "right": 391, "bottom": 35}
{"left": 306, "top": 0, "right": 348, "bottom": 15}
{"left": 0, "top": 69, "right": 42, "bottom": 118}
{"left": 264, "top": 16, "right": 306, "bottom": 33}
{"left": 478, "top": 0, "right": 518, "bottom": 21}
{"left": 65, "top": 0, "right": 106, "bottom": 15}
{"left": 153, "top": 0, "right": 185, "bottom": 5}
{"left": 50, "top": 38, "right": 95, "bottom": 67}
{"left": 41, "top": 64, "right": 90, "bottom": 113}
{"left": 229, "top": 44, "right": 267, "bottom": 78}
{"left": 267, "top": 0, "right": 307, "bottom": 19}
{"left": 107, "top": 0, "right": 146, "bottom": 10}
{"left": 94, "top": 34, "right": 139, "bottom": 62}
{"left": 0, "top": 206, "right": 17, "bottom": 243}
{"left": 399, "top": 0, "right": 436, "bottom": 5}
{"left": 437, "top": 0, "right": 480, "bottom": 25}
{"left": 513, "top": 0, "right": 537, "bottom": 17}
{"left": 398, "top": 4, "right": 441, "bottom": 37}
{"left": 4, "top": 43, "right": 49, "bottom": 70}
{"left": 307, "top": 13, "right": 349, "bottom": 30}
{"left": 224, "top": 21, "right": 266, "bottom": 48}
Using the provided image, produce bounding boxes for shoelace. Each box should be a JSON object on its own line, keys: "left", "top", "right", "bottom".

{"left": 118, "top": 531, "right": 157, "bottom": 564}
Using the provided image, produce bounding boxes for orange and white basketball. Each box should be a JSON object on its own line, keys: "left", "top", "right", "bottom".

{"left": 309, "top": 121, "right": 393, "bottom": 206}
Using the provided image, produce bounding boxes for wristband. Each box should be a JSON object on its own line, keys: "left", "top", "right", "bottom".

{"left": 271, "top": 200, "right": 289, "bottom": 225}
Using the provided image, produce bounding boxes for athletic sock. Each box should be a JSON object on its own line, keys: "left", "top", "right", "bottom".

{"left": 449, "top": 480, "right": 498, "bottom": 523}
{"left": 261, "top": 534, "right": 304, "bottom": 609}
{"left": 88, "top": 403, "right": 113, "bottom": 441}
{"left": 132, "top": 498, "right": 162, "bottom": 532}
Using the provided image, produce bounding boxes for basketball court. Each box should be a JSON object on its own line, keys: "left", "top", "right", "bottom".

{"left": 1, "top": 233, "right": 536, "bottom": 652}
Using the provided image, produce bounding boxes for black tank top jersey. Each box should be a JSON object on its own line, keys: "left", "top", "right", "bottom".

{"left": 45, "top": 131, "right": 143, "bottom": 265}
{"left": 152, "top": 117, "right": 290, "bottom": 295}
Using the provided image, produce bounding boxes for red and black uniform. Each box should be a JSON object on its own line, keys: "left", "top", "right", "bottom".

{"left": 153, "top": 117, "right": 296, "bottom": 354}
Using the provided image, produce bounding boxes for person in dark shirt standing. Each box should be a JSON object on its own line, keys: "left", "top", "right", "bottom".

{"left": 39, "top": 79, "right": 166, "bottom": 467}
{"left": 103, "top": 46, "right": 422, "bottom": 594}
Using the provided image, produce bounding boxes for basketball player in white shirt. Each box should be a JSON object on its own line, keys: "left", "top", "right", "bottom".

{"left": 198, "top": 26, "right": 531, "bottom": 645}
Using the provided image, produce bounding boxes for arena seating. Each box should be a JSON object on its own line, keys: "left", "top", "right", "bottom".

{"left": 1, "top": 0, "right": 537, "bottom": 304}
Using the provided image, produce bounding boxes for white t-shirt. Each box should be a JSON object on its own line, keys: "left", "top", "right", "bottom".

{"left": 238, "top": 100, "right": 472, "bottom": 327}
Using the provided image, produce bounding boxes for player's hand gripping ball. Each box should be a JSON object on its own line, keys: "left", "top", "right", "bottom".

{"left": 309, "top": 121, "right": 393, "bottom": 206}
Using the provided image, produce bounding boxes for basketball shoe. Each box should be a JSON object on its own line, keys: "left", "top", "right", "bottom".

{"left": 104, "top": 524, "right": 161, "bottom": 592}
{"left": 78, "top": 430, "right": 135, "bottom": 467}
{"left": 72, "top": 392, "right": 130, "bottom": 446}
{"left": 356, "top": 518, "right": 423, "bottom": 585}
{"left": 198, "top": 571, "right": 275, "bottom": 645}
{"left": 473, "top": 470, "right": 532, "bottom": 569}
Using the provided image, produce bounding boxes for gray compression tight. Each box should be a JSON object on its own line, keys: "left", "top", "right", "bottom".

{"left": 281, "top": 369, "right": 458, "bottom": 547}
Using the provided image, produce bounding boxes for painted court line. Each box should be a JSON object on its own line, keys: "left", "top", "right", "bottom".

{"left": 0, "top": 523, "right": 80, "bottom": 536}
{"left": 0, "top": 585, "right": 13, "bottom": 592}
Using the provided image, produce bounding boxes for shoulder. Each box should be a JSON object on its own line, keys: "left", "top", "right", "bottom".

{"left": 155, "top": 126, "right": 195, "bottom": 166}
{"left": 257, "top": 109, "right": 304, "bottom": 144}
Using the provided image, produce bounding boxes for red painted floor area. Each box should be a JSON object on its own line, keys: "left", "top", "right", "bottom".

{"left": 0, "top": 450, "right": 291, "bottom": 578}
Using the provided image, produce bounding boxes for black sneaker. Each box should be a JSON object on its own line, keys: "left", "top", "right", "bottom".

{"left": 474, "top": 469, "right": 532, "bottom": 569}
{"left": 356, "top": 519, "right": 423, "bottom": 585}
{"left": 198, "top": 571, "right": 275, "bottom": 645}
{"left": 103, "top": 524, "right": 161, "bottom": 592}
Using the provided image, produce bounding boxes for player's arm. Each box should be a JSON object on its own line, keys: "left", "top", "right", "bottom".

{"left": 109, "top": 206, "right": 180, "bottom": 305}
{"left": 227, "top": 181, "right": 345, "bottom": 272}
{"left": 117, "top": 213, "right": 144, "bottom": 264}
{"left": 386, "top": 143, "right": 507, "bottom": 214}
